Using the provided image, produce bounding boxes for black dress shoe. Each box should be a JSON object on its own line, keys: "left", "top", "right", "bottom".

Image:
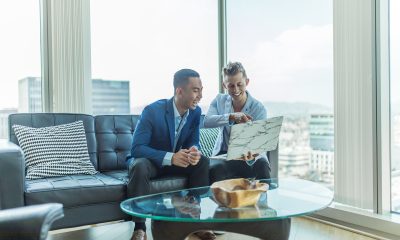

{"left": 130, "top": 229, "right": 147, "bottom": 240}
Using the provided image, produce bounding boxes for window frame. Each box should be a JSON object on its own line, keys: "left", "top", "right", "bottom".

{"left": 220, "top": 0, "right": 399, "bottom": 236}
{"left": 311, "top": 0, "right": 399, "bottom": 236}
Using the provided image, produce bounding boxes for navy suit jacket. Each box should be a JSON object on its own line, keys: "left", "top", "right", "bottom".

{"left": 130, "top": 98, "right": 201, "bottom": 168}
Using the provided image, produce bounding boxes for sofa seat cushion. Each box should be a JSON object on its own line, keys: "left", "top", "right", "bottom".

{"left": 25, "top": 173, "right": 125, "bottom": 208}
{"left": 102, "top": 170, "right": 129, "bottom": 184}
{"left": 103, "top": 170, "right": 188, "bottom": 194}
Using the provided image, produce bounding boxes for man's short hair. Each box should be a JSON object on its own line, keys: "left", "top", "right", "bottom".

{"left": 222, "top": 62, "right": 248, "bottom": 79}
{"left": 173, "top": 69, "right": 200, "bottom": 90}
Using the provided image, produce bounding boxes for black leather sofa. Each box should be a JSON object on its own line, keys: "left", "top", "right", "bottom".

{"left": 0, "top": 113, "right": 278, "bottom": 229}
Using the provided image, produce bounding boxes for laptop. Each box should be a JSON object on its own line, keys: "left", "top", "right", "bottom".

{"left": 212, "top": 116, "right": 283, "bottom": 160}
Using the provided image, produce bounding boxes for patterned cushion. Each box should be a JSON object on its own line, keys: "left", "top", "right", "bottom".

{"left": 199, "top": 128, "right": 220, "bottom": 157}
{"left": 12, "top": 121, "right": 98, "bottom": 180}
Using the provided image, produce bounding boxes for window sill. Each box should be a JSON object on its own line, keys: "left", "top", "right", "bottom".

{"left": 311, "top": 202, "right": 400, "bottom": 239}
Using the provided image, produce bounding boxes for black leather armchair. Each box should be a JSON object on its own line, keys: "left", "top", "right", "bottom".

{"left": 0, "top": 203, "right": 63, "bottom": 240}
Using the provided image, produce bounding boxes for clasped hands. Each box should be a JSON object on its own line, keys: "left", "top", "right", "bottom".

{"left": 172, "top": 146, "right": 201, "bottom": 168}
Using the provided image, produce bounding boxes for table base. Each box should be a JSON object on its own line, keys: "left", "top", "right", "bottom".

{"left": 151, "top": 218, "right": 291, "bottom": 240}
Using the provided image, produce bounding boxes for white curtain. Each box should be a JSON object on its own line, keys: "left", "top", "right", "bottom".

{"left": 45, "top": 0, "right": 92, "bottom": 113}
{"left": 334, "top": 0, "right": 375, "bottom": 209}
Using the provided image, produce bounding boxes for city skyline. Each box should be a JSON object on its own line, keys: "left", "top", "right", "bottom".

{"left": 15, "top": 77, "right": 131, "bottom": 115}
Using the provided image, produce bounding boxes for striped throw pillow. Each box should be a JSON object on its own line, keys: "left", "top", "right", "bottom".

{"left": 12, "top": 121, "right": 98, "bottom": 180}
{"left": 199, "top": 128, "right": 220, "bottom": 157}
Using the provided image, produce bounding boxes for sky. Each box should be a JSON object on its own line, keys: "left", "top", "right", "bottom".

{"left": 0, "top": 0, "right": 398, "bottom": 111}
{"left": 227, "top": 0, "right": 333, "bottom": 107}
{"left": 90, "top": 0, "right": 219, "bottom": 112}
{"left": 90, "top": 0, "right": 335, "bottom": 110}
{"left": 0, "top": 1, "right": 41, "bottom": 109}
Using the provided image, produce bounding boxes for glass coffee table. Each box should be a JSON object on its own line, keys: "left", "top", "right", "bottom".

{"left": 121, "top": 178, "right": 333, "bottom": 240}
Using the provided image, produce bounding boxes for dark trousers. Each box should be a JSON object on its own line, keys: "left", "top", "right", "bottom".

{"left": 127, "top": 155, "right": 210, "bottom": 223}
{"left": 209, "top": 156, "right": 271, "bottom": 184}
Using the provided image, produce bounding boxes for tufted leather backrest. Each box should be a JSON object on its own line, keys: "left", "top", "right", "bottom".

{"left": 8, "top": 114, "right": 279, "bottom": 177}
{"left": 8, "top": 113, "right": 98, "bottom": 169}
{"left": 95, "top": 115, "right": 139, "bottom": 171}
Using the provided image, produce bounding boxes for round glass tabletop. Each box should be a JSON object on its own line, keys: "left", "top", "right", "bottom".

{"left": 120, "top": 178, "right": 333, "bottom": 223}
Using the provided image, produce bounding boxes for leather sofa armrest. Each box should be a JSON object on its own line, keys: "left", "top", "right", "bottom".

{"left": 0, "top": 140, "right": 25, "bottom": 209}
{"left": 0, "top": 203, "right": 64, "bottom": 240}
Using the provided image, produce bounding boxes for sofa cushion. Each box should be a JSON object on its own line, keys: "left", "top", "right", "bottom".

{"left": 25, "top": 174, "right": 125, "bottom": 208}
{"left": 103, "top": 170, "right": 188, "bottom": 194}
{"left": 12, "top": 121, "right": 97, "bottom": 180}
{"left": 102, "top": 170, "right": 129, "bottom": 183}
{"left": 8, "top": 113, "right": 98, "bottom": 169}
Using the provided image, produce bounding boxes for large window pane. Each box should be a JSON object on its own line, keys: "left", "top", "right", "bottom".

{"left": 90, "top": 0, "right": 218, "bottom": 115}
{"left": 390, "top": 0, "right": 400, "bottom": 213}
{"left": 227, "top": 0, "right": 333, "bottom": 189}
{"left": 0, "top": 1, "right": 42, "bottom": 139}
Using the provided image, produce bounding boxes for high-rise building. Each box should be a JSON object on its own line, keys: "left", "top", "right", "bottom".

{"left": 309, "top": 114, "right": 334, "bottom": 184}
{"left": 18, "top": 77, "right": 42, "bottom": 113}
{"left": 0, "top": 108, "right": 18, "bottom": 139}
{"left": 279, "top": 146, "right": 310, "bottom": 177}
{"left": 18, "top": 78, "right": 130, "bottom": 115}
{"left": 92, "top": 79, "right": 130, "bottom": 115}
{"left": 309, "top": 114, "right": 334, "bottom": 151}
{"left": 279, "top": 117, "right": 311, "bottom": 177}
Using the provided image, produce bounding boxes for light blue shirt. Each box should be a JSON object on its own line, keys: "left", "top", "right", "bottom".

{"left": 162, "top": 99, "right": 189, "bottom": 166}
{"left": 203, "top": 91, "right": 268, "bottom": 164}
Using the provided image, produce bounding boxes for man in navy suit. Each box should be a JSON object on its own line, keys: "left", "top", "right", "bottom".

{"left": 127, "top": 69, "right": 212, "bottom": 240}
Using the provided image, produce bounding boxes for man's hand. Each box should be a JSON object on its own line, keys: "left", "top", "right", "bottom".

{"left": 188, "top": 146, "right": 201, "bottom": 166}
{"left": 229, "top": 112, "right": 253, "bottom": 124}
{"left": 240, "top": 151, "right": 259, "bottom": 161}
{"left": 172, "top": 149, "right": 191, "bottom": 167}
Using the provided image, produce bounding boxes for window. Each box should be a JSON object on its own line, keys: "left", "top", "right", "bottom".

{"left": 0, "top": 1, "right": 42, "bottom": 139}
{"left": 227, "top": 0, "right": 333, "bottom": 188}
{"left": 90, "top": 0, "right": 219, "bottom": 115}
{"left": 390, "top": 0, "right": 400, "bottom": 213}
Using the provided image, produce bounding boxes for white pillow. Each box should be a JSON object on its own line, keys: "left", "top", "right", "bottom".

{"left": 12, "top": 121, "right": 98, "bottom": 180}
